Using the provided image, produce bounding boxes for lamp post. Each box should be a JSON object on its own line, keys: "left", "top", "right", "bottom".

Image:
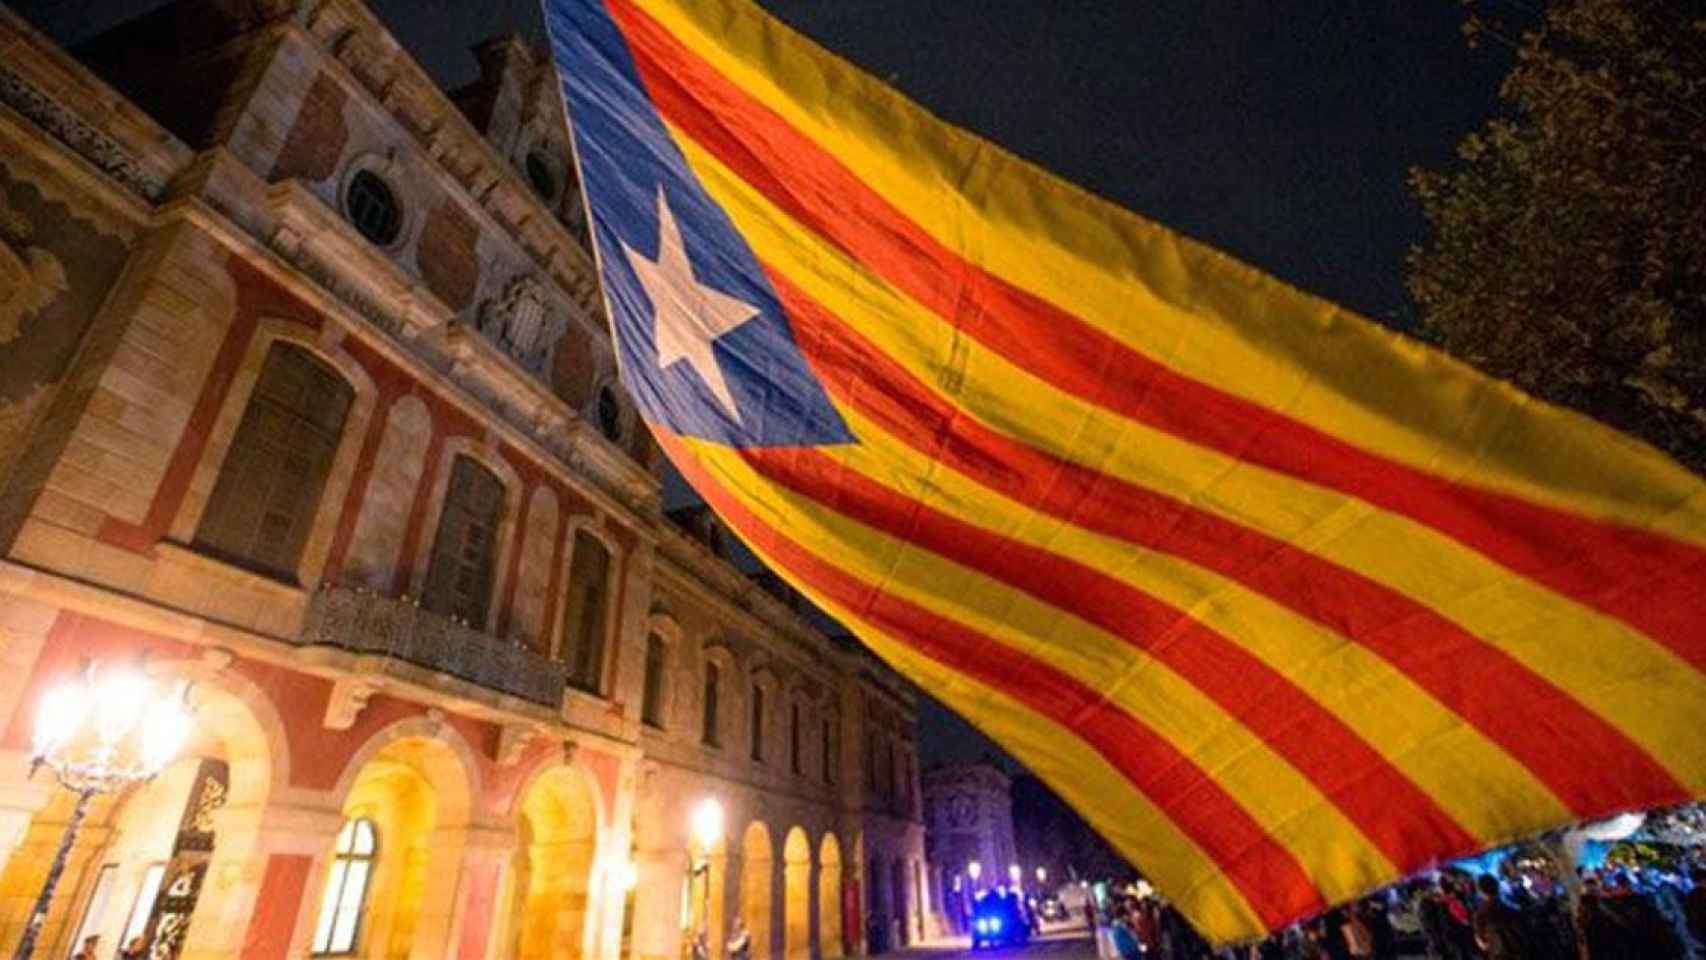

{"left": 688, "top": 797, "right": 724, "bottom": 952}
{"left": 1036, "top": 866, "right": 1047, "bottom": 887}
{"left": 16, "top": 660, "right": 194, "bottom": 960}
{"left": 1009, "top": 863, "right": 1022, "bottom": 890}
{"left": 967, "top": 859, "right": 982, "bottom": 891}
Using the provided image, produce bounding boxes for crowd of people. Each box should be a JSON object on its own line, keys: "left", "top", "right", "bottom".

{"left": 1098, "top": 862, "right": 1706, "bottom": 960}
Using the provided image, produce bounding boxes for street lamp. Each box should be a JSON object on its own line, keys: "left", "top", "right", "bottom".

{"left": 16, "top": 661, "right": 194, "bottom": 960}
{"left": 967, "top": 860, "right": 982, "bottom": 887}
{"left": 688, "top": 798, "right": 724, "bottom": 948}
{"left": 1009, "top": 863, "right": 1022, "bottom": 888}
{"left": 1036, "top": 866, "right": 1048, "bottom": 886}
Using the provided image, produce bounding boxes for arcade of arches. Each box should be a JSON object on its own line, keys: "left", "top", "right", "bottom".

{"left": 0, "top": 632, "right": 930, "bottom": 960}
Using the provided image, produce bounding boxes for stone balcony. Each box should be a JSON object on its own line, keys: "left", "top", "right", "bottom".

{"left": 299, "top": 584, "right": 566, "bottom": 708}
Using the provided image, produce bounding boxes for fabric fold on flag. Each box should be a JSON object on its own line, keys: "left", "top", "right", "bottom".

{"left": 541, "top": 0, "right": 1706, "bottom": 943}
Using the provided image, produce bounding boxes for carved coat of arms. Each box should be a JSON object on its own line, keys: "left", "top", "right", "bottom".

{"left": 0, "top": 194, "right": 67, "bottom": 344}
{"left": 477, "top": 275, "right": 566, "bottom": 375}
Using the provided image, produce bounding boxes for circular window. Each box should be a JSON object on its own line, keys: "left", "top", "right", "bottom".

{"left": 344, "top": 169, "right": 402, "bottom": 246}
{"left": 595, "top": 384, "right": 624, "bottom": 442}
{"left": 525, "top": 151, "right": 558, "bottom": 201}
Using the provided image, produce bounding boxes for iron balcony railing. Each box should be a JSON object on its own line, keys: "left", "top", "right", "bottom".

{"left": 301, "top": 584, "right": 567, "bottom": 707}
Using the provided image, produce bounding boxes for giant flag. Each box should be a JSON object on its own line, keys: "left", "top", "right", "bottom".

{"left": 541, "top": 0, "right": 1706, "bottom": 943}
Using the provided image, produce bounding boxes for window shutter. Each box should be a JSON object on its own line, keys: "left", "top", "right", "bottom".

{"left": 560, "top": 531, "right": 612, "bottom": 694}
{"left": 196, "top": 344, "right": 352, "bottom": 578}
{"left": 422, "top": 457, "right": 505, "bottom": 626}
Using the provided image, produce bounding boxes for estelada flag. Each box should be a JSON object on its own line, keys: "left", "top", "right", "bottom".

{"left": 541, "top": 0, "right": 1706, "bottom": 942}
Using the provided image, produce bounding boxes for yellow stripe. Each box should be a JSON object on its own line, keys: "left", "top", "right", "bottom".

{"left": 682, "top": 436, "right": 1401, "bottom": 906}
{"left": 636, "top": 0, "right": 1706, "bottom": 547}
{"left": 773, "top": 597, "right": 1266, "bottom": 943}
{"left": 670, "top": 128, "right": 1706, "bottom": 795}
{"left": 818, "top": 402, "right": 1574, "bottom": 839}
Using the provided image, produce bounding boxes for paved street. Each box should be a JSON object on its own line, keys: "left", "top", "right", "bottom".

{"left": 891, "top": 931, "right": 1098, "bottom": 960}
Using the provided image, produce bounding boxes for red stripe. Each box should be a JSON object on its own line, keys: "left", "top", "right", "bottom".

{"left": 655, "top": 430, "right": 1326, "bottom": 930}
{"left": 741, "top": 440, "right": 1480, "bottom": 868}
{"left": 768, "top": 268, "right": 1691, "bottom": 819}
{"left": 609, "top": 0, "right": 1706, "bottom": 675}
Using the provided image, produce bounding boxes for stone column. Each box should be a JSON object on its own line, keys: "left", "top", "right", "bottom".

{"left": 180, "top": 800, "right": 344, "bottom": 960}
{"left": 631, "top": 848, "right": 686, "bottom": 960}
{"left": 407, "top": 821, "right": 471, "bottom": 960}
{"left": 444, "top": 823, "right": 516, "bottom": 960}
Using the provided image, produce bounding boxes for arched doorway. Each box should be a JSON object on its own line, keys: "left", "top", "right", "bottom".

{"left": 315, "top": 732, "right": 472, "bottom": 959}
{"left": 682, "top": 807, "right": 728, "bottom": 959}
{"left": 781, "top": 828, "right": 810, "bottom": 960}
{"left": 816, "top": 834, "right": 843, "bottom": 959}
{"left": 0, "top": 677, "right": 275, "bottom": 960}
{"left": 738, "top": 822, "right": 773, "bottom": 960}
{"left": 511, "top": 765, "right": 600, "bottom": 959}
{"left": 890, "top": 859, "right": 908, "bottom": 948}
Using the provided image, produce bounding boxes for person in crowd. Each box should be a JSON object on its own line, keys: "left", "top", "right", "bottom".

{"left": 1685, "top": 866, "right": 1706, "bottom": 958}
{"left": 1578, "top": 876, "right": 1633, "bottom": 960}
{"left": 726, "top": 917, "right": 752, "bottom": 960}
{"left": 69, "top": 935, "right": 100, "bottom": 960}
{"left": 1342, "top": 903, "right": 1375, "bottom": 960}
{"left": 1108, "top": 901, "right": 1144, "bottom": 960}
{"left": 117, "top": 936, "right": 148, "bottom": 960}
{"left": 1472, "top": 874, "right": 1526, "bottom": 959}
{"left": 1360, "top": 898, "right": 1396, "bottom": 960}
{"left": 1417, "top": 882, "right": 1452, "bottom": 959}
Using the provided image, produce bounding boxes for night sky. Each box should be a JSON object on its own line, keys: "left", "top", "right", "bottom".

{"left": 16, "top": 0, "right": 1516, "bottom": 767}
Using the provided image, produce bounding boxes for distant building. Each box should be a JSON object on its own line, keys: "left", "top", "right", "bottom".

{"left": 0, "top": 2, "right": 927, "bottom": 958}
{"left": 922, "top": 763, "right": 1016, "bottom": 932}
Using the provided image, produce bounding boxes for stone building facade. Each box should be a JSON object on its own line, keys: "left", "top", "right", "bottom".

{"left": 0, "top": 2, "right": 927, "bottom": 958}
{"left": 921, "top": 764, "right": 1015, "bottom": 932}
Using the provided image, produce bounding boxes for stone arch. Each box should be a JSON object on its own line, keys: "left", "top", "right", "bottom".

{"left": 817, "top": 834, "right": 843, "bottom": 960}
{"left": 889, "top": 857, "right": 909, "bottom": 948}
{"left": 315, "top": 721, "right": 478, "bottom": 959}
{"left": 781, "top": 827, "right": 811, "bottom": 960}
{"left": 170, "top": 318, "right": 379, "bottom": 588}
{"left": 509, "top": 764, "right": 602, "bottom": 959}
{"left": 407, "top": 435, "right": 523, "bottom": 633}
{"left": 0, "top": 663, "right": 284, "bottom": 959}
{"left": 327, "top": 717, "right": 482, "bottom": 827}
{"left": 739, "top": 821, "right": 773, "bottom": 960}
{"left": 681, "top": 793, "right": 728, "bottom": 958}
{"left": 343, "top": 392, "right": 433, "bottom": 591}
{"left": 507, "top": 483, "right": 562, "bottom": 651}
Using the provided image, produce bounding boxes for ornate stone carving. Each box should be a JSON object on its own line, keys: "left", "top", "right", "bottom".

{"left": 477, "top": 274, "right": 565, "bottom": 374}
{"left": 496, "top": 723, "right": 548, "bottom": 766}
{"left": 0, "top": 193, "right": 66, "bottom": 344}
{"left": 323, "top": 677, "right": 377, "bottom": 730}
{"left": 0, "top": 64, "right": 167, "bottom": 200}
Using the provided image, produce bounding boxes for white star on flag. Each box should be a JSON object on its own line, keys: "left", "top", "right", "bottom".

{"left": 621, "top": 189, "right": 760, "bottom": 422}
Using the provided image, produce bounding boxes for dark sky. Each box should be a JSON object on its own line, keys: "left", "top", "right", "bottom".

{"left": 17, "top": 0, "right": 1515, "bottom": 766}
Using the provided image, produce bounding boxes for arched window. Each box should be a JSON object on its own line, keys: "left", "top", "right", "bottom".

{"left": 790, "top": 701, "right": 803, "bottom": 775}
{"left": 702, "top": 662, "right": 721, "bottom": 747}
{"left": 821, "top": 715, "right": 836, "bottom": 784}
{"left": 560, "top": 530, "right": 613, "bottom": 694}
{"left": 423, "top": 456, "right": 506, "bottom": 626}
{"left": 195, "top": 343, "right": 352, "bottom": 578}
{"left": 310, "top": 817, "right": 378, "bottom": 955}
{"left": 749, "top": 683, "right": 766, "bottom": 763}
{"left": 640, "top": 632, "right": 667, "bottom": 729}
